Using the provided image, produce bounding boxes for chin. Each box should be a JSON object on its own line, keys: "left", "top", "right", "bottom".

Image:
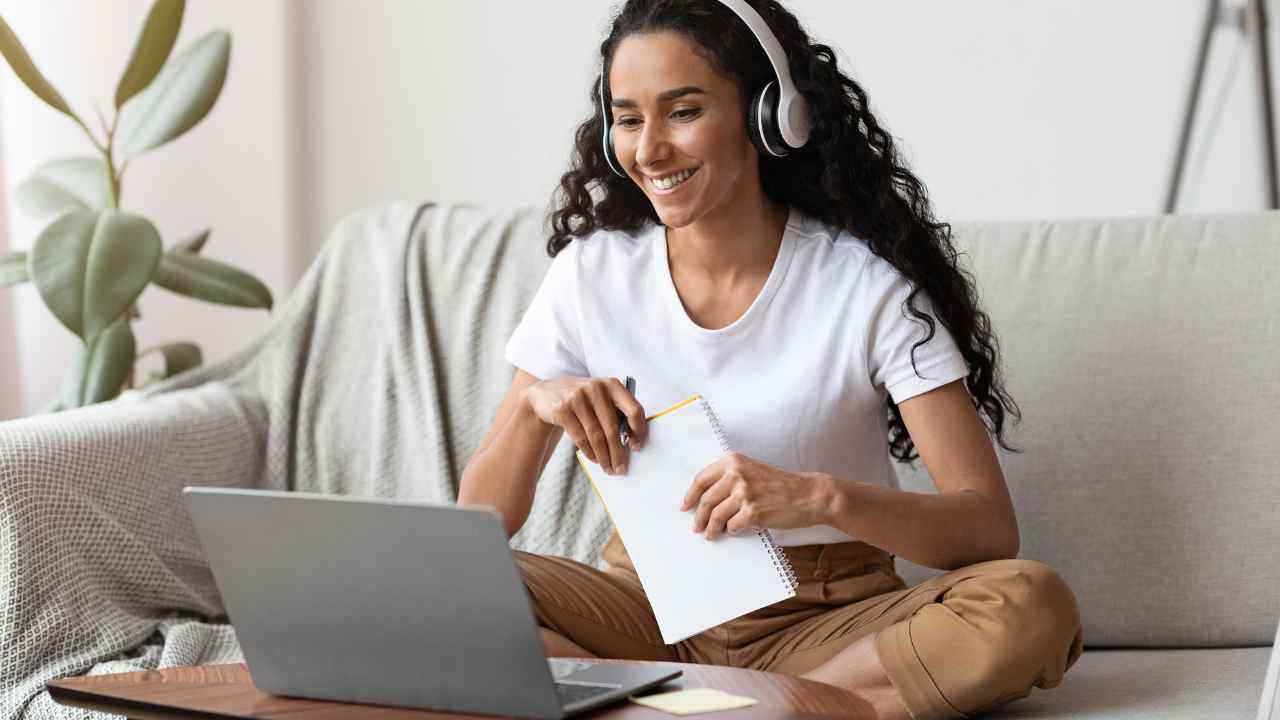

{"left": 653, "top": 206, "right": 695, "bottom": 229}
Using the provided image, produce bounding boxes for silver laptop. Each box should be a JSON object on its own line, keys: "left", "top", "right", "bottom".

{"left": 183, "top": 487, "right": 682, "bottom": 719}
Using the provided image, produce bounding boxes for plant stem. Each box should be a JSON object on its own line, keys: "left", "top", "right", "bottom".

{"left": 104, "top": 122, "right": 121, "bottom": 209}
{"left": 124, "top": 311, "right": 138, "bottom": 391}
{"left": 73, "top": 115, "right": 106, "bottom": 155}
{"left": 93, "top": 101, "right": 110, "bottom": 140}
{"left": 104, "top": 151, "right": 120, "bottom": 209}
{"left": 67, "top": 105, "right": 118, "bottom": 206}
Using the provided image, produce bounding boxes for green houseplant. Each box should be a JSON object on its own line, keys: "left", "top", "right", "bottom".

{"left": 0, "top": 0, "right": 271, "bottom": 413}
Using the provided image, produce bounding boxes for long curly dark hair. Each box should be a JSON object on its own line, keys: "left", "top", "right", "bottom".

{"left": 545, "top": 0, "right": 1021, "bottom": 465}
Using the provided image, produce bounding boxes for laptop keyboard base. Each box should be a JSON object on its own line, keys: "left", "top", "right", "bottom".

{"left": 555, "top": 681, "right": 620, "bottom": 707}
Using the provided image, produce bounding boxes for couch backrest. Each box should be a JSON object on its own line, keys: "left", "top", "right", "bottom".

{"left": 891, "top": 210, "right": 1280, "bottom": 648}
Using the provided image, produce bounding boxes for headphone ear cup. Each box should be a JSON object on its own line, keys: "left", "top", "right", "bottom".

{"left": 746, "top": 86, "right": 765, "bottom": 155}
{"left": 747, "top": 81, "right": 789, "bottom": 158}
{"left": 604, "top": 121, "right": 627, "bottom": 178}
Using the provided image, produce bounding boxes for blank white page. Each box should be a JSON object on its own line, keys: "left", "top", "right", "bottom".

{"left": 576, "top": 395, "right": 797, "bottom": 645}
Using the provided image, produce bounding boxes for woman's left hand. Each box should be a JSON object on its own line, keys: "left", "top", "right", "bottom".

{"left": 680, "top": 452, "right": 835, "bottom": 540}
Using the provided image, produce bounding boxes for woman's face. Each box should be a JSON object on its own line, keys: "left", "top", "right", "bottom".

{"left": 608, "top": 31, "right": 759, "bottom": 228}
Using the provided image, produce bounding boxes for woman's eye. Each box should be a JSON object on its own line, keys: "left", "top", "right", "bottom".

{"left": 617, "top": 109, "right": 699, "bottom": 128}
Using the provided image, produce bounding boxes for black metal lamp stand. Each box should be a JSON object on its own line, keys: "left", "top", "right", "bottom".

{"left": 1166, "top": 0, "right": 1277, "bottom": 212}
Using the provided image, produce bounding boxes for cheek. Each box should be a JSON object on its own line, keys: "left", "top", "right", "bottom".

{"left": 689, "top": 115, "right": 746, "bottom": 160}
{"left": 616, "top": 113, "right": 747, "bottom": 165}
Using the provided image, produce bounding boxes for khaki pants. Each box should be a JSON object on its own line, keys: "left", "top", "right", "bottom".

{"left": 514, "top": 531, "right": 1084, "bottom": 720}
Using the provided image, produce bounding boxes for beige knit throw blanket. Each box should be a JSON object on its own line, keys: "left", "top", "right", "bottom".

{"left": 0, "top": 201, "right": 611, "bottom": 719}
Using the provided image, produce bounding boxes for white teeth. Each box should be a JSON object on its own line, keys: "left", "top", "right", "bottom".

{"left": 653, "top": 167, "right": 697, "bottom": 190}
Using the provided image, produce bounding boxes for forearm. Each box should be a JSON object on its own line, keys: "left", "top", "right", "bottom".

{"left": 819, "top": 476, "right": 1019, "bottom": 571}
{"left": 458, "top": 396, "right": 556, "bottom": 538}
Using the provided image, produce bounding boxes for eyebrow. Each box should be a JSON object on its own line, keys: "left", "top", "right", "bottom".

{"left": 610, "top": 85, "right": 706, "bottom": 109}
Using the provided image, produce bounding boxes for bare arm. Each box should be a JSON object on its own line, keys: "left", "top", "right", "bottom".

{"left": 458, "top": 370, "right": 649, "bottom": 539}
{"left": 458, "top": 369, "right": 561, "bottom": 538}
{"left": 823, "top": 379, "right": 1020, "bottom": 570}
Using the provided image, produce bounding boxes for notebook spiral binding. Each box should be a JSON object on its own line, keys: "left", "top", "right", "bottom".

{"left": 698, "top": 396, "right": 800, "bottom": 595}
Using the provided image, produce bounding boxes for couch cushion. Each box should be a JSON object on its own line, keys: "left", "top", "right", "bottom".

{"left": 986, "top": 646, "right": 1272, "bottom": 719}
{"left": 889, "top": 211, "right": 1280, "bottom": 647}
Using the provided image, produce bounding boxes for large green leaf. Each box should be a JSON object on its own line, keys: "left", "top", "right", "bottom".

{"left": 28, "top": 209, "right": 163, "bottom": 340}
{"left": 1, "top": 251, "right": 27, "bottom": 287}
{"left": 13, "top": 156, "right": 111, "bottom": 218}
{"left": 114, "top": 0, "right": 185, "bottom": 109}
{"left": 0, "top": 15, "right": 80, "bottom": 123}
{"left": 59, "top": 316, "right": 136, "bottom": 408}
{"left": 27, "top": 210, "right": 98, "bottom": 334}
{"left": 153, "top": 251, "right": 272, "bottom": 310}
{"left": 115, "top": 30, "right": 230, "bottom": 161}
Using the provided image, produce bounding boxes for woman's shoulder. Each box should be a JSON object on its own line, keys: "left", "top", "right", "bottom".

{"left": 792, "top": 209, "right": 878, "bottom": 273}
{"left": 792, "top": 210, "right": 912, "bottom": 296}
{"left": 791, "top": 208, "right": 862, "bottom": 253}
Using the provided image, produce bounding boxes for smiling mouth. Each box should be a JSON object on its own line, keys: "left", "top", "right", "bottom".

{"left": 649, "top": 166, "right": 701, "bottom": 192}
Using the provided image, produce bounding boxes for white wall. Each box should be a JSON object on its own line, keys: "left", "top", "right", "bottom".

{"left": 1, "top": 0, "right": 1276, "bottom": 418}
{"left": 0, "top": 137, "right": 17, "bottom": 421}
{"left": 296, "top": 0, "right": 1278, "bottom": 260}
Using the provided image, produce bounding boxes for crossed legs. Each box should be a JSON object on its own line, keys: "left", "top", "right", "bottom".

{"left": 520, "top": 548, "right": 1084, "bottom": 720}
{"left": 537, "top": 625, "right": 910, "bottom": 719}
{"left": 539, "top": 627, "right": 597, "bottom": 659}
{"left": 799, "top": 631, "right": 911, "bottom": 720}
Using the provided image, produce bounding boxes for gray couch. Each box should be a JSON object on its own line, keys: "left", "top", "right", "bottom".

{"left": 1, "top": 201, "right": 1277, "bottom": 719}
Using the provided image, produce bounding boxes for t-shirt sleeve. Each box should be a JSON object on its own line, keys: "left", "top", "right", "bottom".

{"left": 503, "top": 242, "right": 589, "bottom": 380}
{"left": 865, "top": 265, "right": 969, "bottom": 404}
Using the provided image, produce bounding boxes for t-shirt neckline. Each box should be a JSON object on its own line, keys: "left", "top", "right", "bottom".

{"left": 652, "top": 205, "right": 801, "bottom": 342}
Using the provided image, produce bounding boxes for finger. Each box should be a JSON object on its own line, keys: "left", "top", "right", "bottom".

{"left": 723, "top": 505, "right": 753, "bottom": 537}
{"left": 558, "top": 407, "right": 594, "bottom": 464}
{"left": 704, "top": 495, "right": 742, "bottom": 541}
{"left": 693, "top": 477, "right": 733, "bottom": 533}
{"left": 609, "top": 377, "right": 648, "bottom": 450}
{"left": 573, "top": 393, "right": 615, "bottom": 473}
{"left": 586, "top": 381, "right": 626, "bottom": 472}
{"left": 681, "top": 458, "right": 725, "bottom": 511}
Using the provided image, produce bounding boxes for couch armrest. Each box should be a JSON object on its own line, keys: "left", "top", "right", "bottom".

{"left": 0, "top": 382, "right": 265, "bottom": 717}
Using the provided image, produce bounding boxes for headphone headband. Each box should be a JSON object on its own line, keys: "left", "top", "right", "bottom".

{"left": 599, "top": 0, "right": 812, "bottom": 178}
{"left": 713, "top": 0, "right": 810, "bottom": 148}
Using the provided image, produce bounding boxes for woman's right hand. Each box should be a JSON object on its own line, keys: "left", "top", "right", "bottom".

{"left": 522, "top": 376, "right": 648, "bottom": 475}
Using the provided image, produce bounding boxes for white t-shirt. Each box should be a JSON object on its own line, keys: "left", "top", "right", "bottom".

{"left": 503, "top": 204, "right": 969, "bottom": 546}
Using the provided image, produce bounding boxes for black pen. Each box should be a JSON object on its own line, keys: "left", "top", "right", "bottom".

{"left": 619, "top": 375, "right": 636, "bottom": 446}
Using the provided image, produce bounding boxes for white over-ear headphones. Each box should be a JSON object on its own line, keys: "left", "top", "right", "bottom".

{"left": 599, "top": 0, "right": 813, "bottom": 179}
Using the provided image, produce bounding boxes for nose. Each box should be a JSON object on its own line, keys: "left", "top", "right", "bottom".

{"left": 633, "top": 120, "right": 670, "bottom": 171}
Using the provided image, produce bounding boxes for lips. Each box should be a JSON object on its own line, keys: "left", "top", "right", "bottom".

{"left": 650, "top": 167, "right": 697, "bottom": 181}
{"left": 649, "top": 166, "right": 701, "bottom": 193}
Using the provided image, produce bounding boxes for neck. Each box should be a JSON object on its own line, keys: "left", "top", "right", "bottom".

{"left": 666, "top": 192, "right": 790, "bottom": 283}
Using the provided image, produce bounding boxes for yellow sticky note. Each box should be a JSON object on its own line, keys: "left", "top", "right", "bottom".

{"left": 628, "top": 687, "right": 759, "bottom": 715}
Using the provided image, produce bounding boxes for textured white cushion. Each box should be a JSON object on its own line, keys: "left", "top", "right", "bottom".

{"left": 987, "top": 647, "right": 1272, "bottom": 719}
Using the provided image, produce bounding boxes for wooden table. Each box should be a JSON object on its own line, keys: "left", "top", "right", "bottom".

{"left": 46, "top": 659, "right": 871, "bottom": 718}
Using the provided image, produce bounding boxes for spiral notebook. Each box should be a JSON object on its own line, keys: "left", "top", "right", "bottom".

{"left": 575, "top": 395, "right": 798, "bottom": 644}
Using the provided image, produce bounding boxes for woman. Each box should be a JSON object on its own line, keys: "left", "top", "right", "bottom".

{"left": 458, "top": 1, "right": 1084, "bottom": 718}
